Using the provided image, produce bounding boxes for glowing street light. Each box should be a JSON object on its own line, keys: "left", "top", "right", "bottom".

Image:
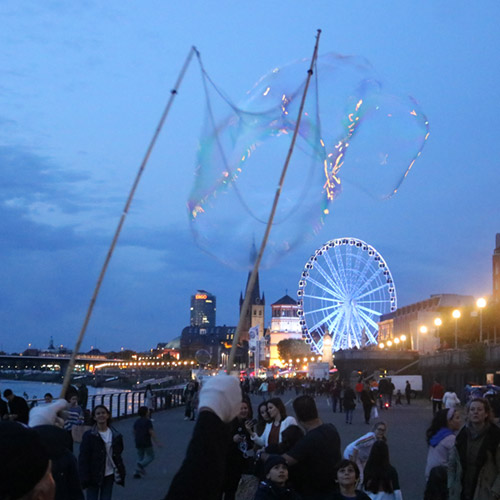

{"left": 387, "top": 340, "right": 393, "bottom": 347}
{"left": 400, "top": 334, "right": 407, "bottom": 341}
{"left": 477, "top": 297, "right": 487, "bottom": 342}
{"left": 452, "top": 309, "right": 461, "bottom": 349}
{"left": 379, "top": 343, "right": 385, "bottom": 349}
{"left": 394, "top": 337, "right": 400, "bottom": 344}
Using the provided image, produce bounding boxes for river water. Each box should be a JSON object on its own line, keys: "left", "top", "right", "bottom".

{"left": 0, "top": 378, "right": 127, "bottom": 401}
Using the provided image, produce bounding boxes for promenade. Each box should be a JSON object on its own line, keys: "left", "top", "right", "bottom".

{"left": 110, "top": 392, "right": 432, "bottom": 499}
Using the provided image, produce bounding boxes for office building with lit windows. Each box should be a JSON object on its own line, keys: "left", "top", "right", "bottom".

{"left": 190, "top": 290, "right": 216, "bottom": 327}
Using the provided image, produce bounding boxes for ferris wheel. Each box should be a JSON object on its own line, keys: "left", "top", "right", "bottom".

{"left": 297, "top": 237, "right": 397, "bottom": 354}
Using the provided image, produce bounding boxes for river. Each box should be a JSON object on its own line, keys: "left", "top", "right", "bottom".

{"left": 0, "top": 378, "right": 127, "bottom": 401}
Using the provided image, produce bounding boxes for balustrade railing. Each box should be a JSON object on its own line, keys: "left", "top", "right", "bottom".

{"left": 88, "top": 387, "right": 185, "bottom": 419}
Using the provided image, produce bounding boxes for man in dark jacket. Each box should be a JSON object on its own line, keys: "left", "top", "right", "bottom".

{"left": 3, "top": 388, "right": 30, "bottom": 424}
{"left": 283, "top": 395, "right": 341, "bottom": 500}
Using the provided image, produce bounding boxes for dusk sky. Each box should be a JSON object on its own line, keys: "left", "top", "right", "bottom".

{"left": 1, "top": 2, "right": 499, "bottom": 353}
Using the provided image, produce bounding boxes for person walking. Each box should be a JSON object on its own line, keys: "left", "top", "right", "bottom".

{"left": 442, "top": 388, "right": 460, "bottom": 410}
{"left": 430, "top": 380, "right": 445, "bottom": 414}
{"left": 405, "top": 381, "right": 412, "bottom": 405}
{"left": 448, "top": 398, "right": 500, "bottom": 500}
{"left": 133, "top": 406, "right": 161, "bottom": 479}
{"left": 343, "top": 384, "right": 357, "bottom": 424}
{"left": 144, "top": 384, "right": 155, "bottom": 413}
{"left": 79, "top": 405, "right": 125, "bottom": 500}
{"left": 331, "top": 381, "right": 342, "bottom": 413}
{"left": 183, "top": 381, "right": 197, "bottom": 421}
{"left": 361, "top": 383, "right": 376, "bottom": 425}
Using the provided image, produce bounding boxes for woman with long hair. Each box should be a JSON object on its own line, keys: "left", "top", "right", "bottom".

{"left": 448, "top": 398, "right": 500, "bottom": 500}
{"left": 79, "top": 405, "right": 125, "bottom": 500}
{"left": 362, "top": 440, "right": 402, "bottom": 500}
{"left": 255, "top": 401, "right": 271, "bottom": 437}
{"left": 250, "top": 397, "right": 297, "bottom": 447}
{"left": 223, "top": 396, "right": 255, "bottom": 500}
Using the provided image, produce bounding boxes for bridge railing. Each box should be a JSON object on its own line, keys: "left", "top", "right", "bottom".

{"left": 27, "top": 387, "right": 185, "bottom": 419}
{"left": 88, "top": 387, "right": 185, "bottom": 419}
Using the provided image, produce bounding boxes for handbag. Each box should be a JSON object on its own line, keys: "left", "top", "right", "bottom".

{"left": 235, "top": 474, "right": 259, "bottom": 500}
{"left": 370, "top": 406, "right": 379, "bottom": 419}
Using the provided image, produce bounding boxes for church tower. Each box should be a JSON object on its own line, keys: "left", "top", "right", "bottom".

{"left": 239, "top": 243, "right": 265, "bottom": 343}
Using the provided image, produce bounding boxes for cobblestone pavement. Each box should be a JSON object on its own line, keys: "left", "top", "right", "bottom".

{"left": 109, "top": 392, "right": 433, "bottom": 499}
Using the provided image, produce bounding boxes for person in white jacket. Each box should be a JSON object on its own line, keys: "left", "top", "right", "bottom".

{"left": 250, "top": 397, "right": 297, "bottom": 447}
{"left": 442, "top": 388, "right": 460, "bottom": 409}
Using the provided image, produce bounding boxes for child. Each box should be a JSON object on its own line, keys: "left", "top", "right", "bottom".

{"left": 133, "top": 406, "right": 162, "bottom": 478}
{"left": 254, "top": 455, "right": 301, "bottom": 499}
{"left": 395, "top": 390, "right": 402, "bottom": 405}
{"left": 332, "top": 459, "right": 371, "bottom": 500}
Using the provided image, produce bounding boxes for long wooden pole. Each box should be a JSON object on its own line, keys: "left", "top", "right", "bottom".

{"left": 227, "top": 30, "right": 322, "bottom": 372}
{"left": 59, "top": 47, "right": 198, "bottom": 398}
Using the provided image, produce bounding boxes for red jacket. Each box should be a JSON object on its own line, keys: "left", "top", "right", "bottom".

{"left": 430, "top": 383, "right": 444, "bottom": 400}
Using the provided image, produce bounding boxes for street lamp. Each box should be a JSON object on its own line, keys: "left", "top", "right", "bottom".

{"left": 418, "top": 325, "right": 428, "bottom": 351}
{"left": 379, "top": 343, "right": 385, "bottom": 349}
{"left": 452, "top": 309, "right": 461, "bottom": 349}
{"left": 400, "top": 334, "right": 407, "bottom": 349}
{"left": 477, "top": 297, "right": 487, "bottom": 342}
{"left": 387, "top": 340, "right": 393, "bottom": 347}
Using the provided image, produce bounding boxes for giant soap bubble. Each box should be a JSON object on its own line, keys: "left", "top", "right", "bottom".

{"left": 188, "top": 53, "right": 429, "bottom": 269}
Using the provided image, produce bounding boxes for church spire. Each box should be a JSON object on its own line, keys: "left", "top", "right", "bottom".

{"left": 241, "top": 242, "right": 263, "bottom": 306}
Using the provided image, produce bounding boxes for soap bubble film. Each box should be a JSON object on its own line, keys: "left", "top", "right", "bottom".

{"left": 188, "top": 53, "right": 429, "bottom": 269}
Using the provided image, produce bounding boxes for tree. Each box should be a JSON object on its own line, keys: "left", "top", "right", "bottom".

{"left": 277, "top": 338, "right": 311, "bottom": 363}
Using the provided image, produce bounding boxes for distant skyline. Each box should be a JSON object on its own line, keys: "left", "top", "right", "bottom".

{"left": 0, "top": 2, "right": 499, "bottom": 352}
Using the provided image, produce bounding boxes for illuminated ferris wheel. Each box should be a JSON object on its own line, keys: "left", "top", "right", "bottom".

{"left": 297, "top": 237, "right": 397, "bottom": 354}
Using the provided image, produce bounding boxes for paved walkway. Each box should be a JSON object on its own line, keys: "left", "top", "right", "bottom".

{"left": 108, "top": 393, "right": 433, "bottom": 499}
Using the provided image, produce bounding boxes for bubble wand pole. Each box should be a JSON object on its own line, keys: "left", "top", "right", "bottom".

{"left": 59, "top": 46, "right": 198, "bottom": 399}
{"left": 227, "top": 30, "right": 322, "bottom": 373}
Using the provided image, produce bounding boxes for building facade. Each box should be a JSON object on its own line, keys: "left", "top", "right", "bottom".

{"left": 268, "top": 294, "right": 302, "bottom": 367}
{"left": 378, "top": 294, "right": 475, "bottom": 353}
{"left": 190, "top": 290, "right": 216, "bottom": 327}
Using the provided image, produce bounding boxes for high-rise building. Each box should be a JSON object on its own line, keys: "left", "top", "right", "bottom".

{"left": 190, "top": 290, "right": 216, "bottom": 328}
{"left": 493, "top": 233, "right": 500, "bottom": 305}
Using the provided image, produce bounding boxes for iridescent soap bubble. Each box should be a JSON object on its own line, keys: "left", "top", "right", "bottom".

{"left": 195, "top": 349, "right": 212, "bottom": 365}
{"left": 188, "top": 53, "right": 429, "bottom": 269}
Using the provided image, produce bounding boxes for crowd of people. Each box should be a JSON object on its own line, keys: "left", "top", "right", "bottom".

{"left": 1, "top": 376, "right": 500, "bottom": 500}
{"left": 0, "top": 383, "right": 162, "bottom": 500}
